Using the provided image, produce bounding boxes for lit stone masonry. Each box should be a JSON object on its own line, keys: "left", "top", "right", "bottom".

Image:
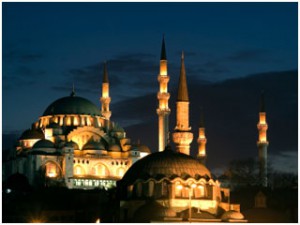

{"left": 100, "top": 62, "right": 112, "bottom": 121}
{"left": 257, "top": 92, "right": 269, "bottom": 187}
{"left": 7, "top": 62, "right": 150, "bottom": 190}
{"left": 197, "top": 111, "right": 207, "bottom": 164}
{"left": 172, "top": 52, "right": 193, "bottom": 155}
{"left": 157, "top": 36, "right": 171, "bottom": 151}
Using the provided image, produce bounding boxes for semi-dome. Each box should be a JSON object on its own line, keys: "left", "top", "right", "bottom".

{"left": 122, "top": 145, "right": 211, "bottom": 185}
{"left": 33, "top": 139, "right": 55, "bottom": 149}
{"left": 19, "top": 129, "right": 44, "bottom": 140}
{"left": 82, "top": 140, "right": 105, "bottom": 150}
{"left": 65, "top": 141, "right": 79, "bottom": 150}
{"left": 137, "top": 144, "right": 151, "bottom": 153}
{"left": 109, "top": 144, "right": 122, "bottom": 152}
{"left": 43, "top": 94, "right": 101, "bottom": 116}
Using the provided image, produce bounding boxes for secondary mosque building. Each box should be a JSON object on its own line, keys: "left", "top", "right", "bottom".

{"left": 117, "top": 38, "right": 256, "bottom": 222}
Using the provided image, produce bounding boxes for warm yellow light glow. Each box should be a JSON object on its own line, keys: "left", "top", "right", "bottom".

{"left": 46, "top": 163, "right": 57, "bottom": 178}
{"left": 102, "top": 83, "right": 109, "bottom": 97}
{"left": 160, "top": 60, "right": 167, "bottom": 75}
{"left": 95, "top": 218, "right": 101, "bottom": 223}
{"left": 191, "top": 183, "right": 197, "bottom": 189}
{"left": 74, "top": 116, "right": 79, "bottom": 126}
{"left": 176, "top": 184, "right": 183, "bottom": 190}
{"left": 47, "top": 172, "right": 57, "bottom": 177}
{"left": 259, "top": 113, "right": 266, "bottom": 124}
{"left": 66, "top": 116, "right": 71, "bottom": 126}
{"left": 74, "top": 165, "right": 84, "bottom": 175}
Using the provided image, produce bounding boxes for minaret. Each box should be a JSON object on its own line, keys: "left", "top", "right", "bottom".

{"left": 100, "top": 62, "right": 112, "bottom": 121}
{"left": 257, "top": 91, "right": 269, "bottom": 187}
{"left": 197, "top": 109, "right": 207, "bottom": 164}
{"left": 156, "top": 36, "right": 171, "bottom": 152}
{"left": 172, "top": 52, "right": 193, "bottom": 155}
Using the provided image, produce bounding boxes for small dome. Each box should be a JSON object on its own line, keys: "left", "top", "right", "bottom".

{"left": 19, "top": 129, "right": 44, "bottom": 140}
{"left": 133, "top": 200, "right": 176, "bottom": 222}
{"left": 82, "top": 140, "right": 105, "bottom": 150}
{"left": 109, "top": 144, "right": 122, "bottom": 152}
{"left": 221, "top": 210, "right": 244, "bottom": 221}
{"left": 121, "top": 145, "right": 211, "bottom": 185}
{"left": 137, "top": 144, "right": 151, "bottom": 153}
{"left": 43, "top": 95, "right": 101, "bottom": 116}
{"left": 33, "top": 139, "right": 55, "bottom": 149}
{"left": 65, "top": 141, "right": 79, "bottom": 150}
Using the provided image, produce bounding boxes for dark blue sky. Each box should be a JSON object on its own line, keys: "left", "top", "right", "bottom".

{"left": 2, "top": 2, "right": 298, "bottom": 174}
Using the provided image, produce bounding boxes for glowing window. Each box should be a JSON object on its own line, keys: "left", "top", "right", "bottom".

{"left": 117, "top": 168, "right": 125, "bottom": 177}
{"left": 92, "top": 164, "right": 107, "bottom": 177}
{"left": 46, "top": 162, "right": 58, "bottom": 178}
{"left": 74, "top": 165, "right": 85, "bottom": 176}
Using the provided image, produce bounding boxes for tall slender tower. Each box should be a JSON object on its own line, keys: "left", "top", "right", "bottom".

{"left": 257, "top": 91, "right": 269, "bottom": 187}
{"left": 157, "top": 36, "right": 171, "bottom": 152}
{"left": 197, "top": 109, "right": 207, "bottom": 164}
{"left": 172, "top": 52, "right": 193, "bottom": 155}
{"left": 100, "top": 62, "right": 112, "bottom": 121}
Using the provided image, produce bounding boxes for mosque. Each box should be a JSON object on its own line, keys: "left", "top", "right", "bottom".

{"left": 4, "top": 37, "right": 269, "bottom": 222}
{"left": 117, "top": 37, "right": 268, "bottom": 222}
{"left": 5, "top": 63, "right": 151, "bottom": 190}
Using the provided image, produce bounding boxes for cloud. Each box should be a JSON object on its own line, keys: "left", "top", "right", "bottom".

{"left": 226, "top": 49, "right": 281, "bottom": 63}
{"left": 112, "top": 70, "right": 297, "bottom": 174}
{"left": 3, "top": 66, "right": 46, "bottom": 89}
{"left": 269, "top": 151, "right": 298, "bottom": 174}
{"left": 65, "top": 52, "right": 160, "bottom": 102}
{"left": 3, "top": 49, "right": 44, "bottom": 63}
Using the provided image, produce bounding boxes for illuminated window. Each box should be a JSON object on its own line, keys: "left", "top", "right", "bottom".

{"left": 46, "top": 162, "right": 58, "bottom": 178}
{"left": 195, "top": 185, "right": 205, "bottom": 198}
{"left": 74, "top": 165, "right": 85, "bottom": 176}
{"left": 92, "top": 164, "right": 108, "bottom": 177}
{"left": 117, "top": 168, "right": 125, "bottom": 177}
{"left": 175, "top": 184, "right": 182, "bottom": 197}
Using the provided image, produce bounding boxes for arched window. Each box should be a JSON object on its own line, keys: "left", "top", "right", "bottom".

{"left": 74, "top": 165, "right": 85, "bottom": 176}
{"left": 91, "top": 164, "right": 108, "bottom": 177}
{"left": 117, "top": 167, "right": 125, "bottom": 177}
{"left": 45, "top": 162, "right": 59, "bottom": 178}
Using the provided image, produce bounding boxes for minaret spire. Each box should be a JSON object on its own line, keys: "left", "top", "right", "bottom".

{"left": 177, "top": 51, "right": 189, "bottom": 101}
{"left": 197, "top": 108, "right": 207, "bottom": 164}
{"left": 257, "top": 91, "right": 268, "bottom": 187}
{"left": 103, "top": 61, "right": 109, "bottom": 83}
{"left": 157, "top": 35, "right": 171, "bottom": 151}
{"left": 71, "top": 83, "right": 75, "bottom": 97}
{"left": 161, "top": 34, "right": 167, "bottom": 60}
{"left": 100, "top": 61, "right": 112, "bottom": 121}
{"left": 172, "top": 51, "right": 193, "bottom": 155}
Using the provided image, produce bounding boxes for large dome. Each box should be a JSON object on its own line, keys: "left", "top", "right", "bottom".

{"left": 43, "top": 94, "right": 101, "bottom": 116}
{"left": 122, "top": 146, "right": 211, "bottom": 185}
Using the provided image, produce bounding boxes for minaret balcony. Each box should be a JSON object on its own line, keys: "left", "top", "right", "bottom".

{"left": 157, "top": 92, "right": 170, "bottom": 100}
{"left": 157, "top": 75, "right": 170, "bottom": 83}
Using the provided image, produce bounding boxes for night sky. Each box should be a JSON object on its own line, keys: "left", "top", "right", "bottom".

{"left": 2, "top": 2, "right": 298, "bottom": 175}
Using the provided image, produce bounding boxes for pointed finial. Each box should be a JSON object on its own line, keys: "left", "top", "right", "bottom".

{"left": 260, "top": 90, "right": 266, "bottom": 112}
{"left": 160, "top": 35, "right": 167, "bottom": 60}
{"left": 177, "top": 50, "right": 189, "bottom": 101}
{"left": 70, "top": 83, "right": 75, "bottom": 97}
{"left": 103, "top": 61, "right": 109, "bottom": 83}
{"left": 199, "top": 107, "right": 205, "bottom": 127}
